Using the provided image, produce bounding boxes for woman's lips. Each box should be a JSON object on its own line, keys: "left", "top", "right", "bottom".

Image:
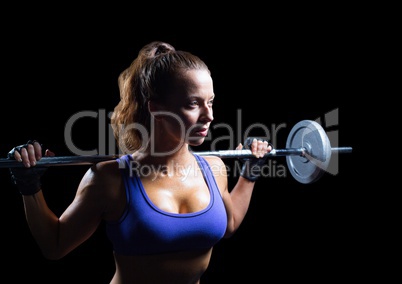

{"left": 194, "top": 128, "right": 208, "bottom": 137}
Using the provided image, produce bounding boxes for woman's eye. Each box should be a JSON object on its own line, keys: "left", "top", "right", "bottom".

{"left": 188, "top": 99, "right": 213, "bottom": 107}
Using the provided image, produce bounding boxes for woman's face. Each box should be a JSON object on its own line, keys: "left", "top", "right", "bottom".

{"left": 154, "top": 69, "right": 214, "bottom": 147}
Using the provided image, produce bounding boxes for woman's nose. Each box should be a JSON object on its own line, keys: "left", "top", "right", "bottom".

{"left": 201, "top": 105, "right": 213, "bottom": 122}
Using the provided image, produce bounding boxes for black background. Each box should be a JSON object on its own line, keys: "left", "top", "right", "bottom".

{"left": 0, "top": 9, "right": 370, "bottom": 284}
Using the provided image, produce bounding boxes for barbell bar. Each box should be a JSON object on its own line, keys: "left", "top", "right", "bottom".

{"left": 195, "top": 147, "right": 352, "bottom": 158}
{"left": 0, "top": 147, "right": 352, "bottom": 167}
{"left": 0, "top": 120, "right": 352, "bottom": 184}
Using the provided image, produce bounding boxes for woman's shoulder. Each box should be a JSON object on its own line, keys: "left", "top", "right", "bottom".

{"left": 98, "top": 157, "right": 124, "bottom": 175}
{"left": 200, "top": 155, "right": 224, "bottom": 167}
{"left": 77, "top": 158, "right": 126, "bottom": 220}
{"left": 197, "top": 155, "right": 227, "bottom": 179}
{"left": 80, "top": 158, "right": 122, "bottom": 188}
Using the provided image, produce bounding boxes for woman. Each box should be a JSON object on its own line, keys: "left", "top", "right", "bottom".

{"left": 8, "top": 41, "right": 271, "bottom": 283}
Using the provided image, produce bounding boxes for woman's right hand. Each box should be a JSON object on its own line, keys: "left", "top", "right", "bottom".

{"left": 7, "top": 140, "right": 55, "bottom": 195}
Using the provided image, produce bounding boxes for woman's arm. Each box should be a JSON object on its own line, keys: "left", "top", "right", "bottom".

{"left": 21, "top": 160, "right": 120, "bottom": 260}
{"left": 210, "top": 139, "right": 270, "bottom": 237}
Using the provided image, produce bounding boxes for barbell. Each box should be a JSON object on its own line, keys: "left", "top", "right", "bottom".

{"left": 0, "top": 120, "right": 352, "bottom": 184}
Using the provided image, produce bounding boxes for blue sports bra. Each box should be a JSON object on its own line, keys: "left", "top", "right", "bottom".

{"left": 105, "top": 154, "right": 227, "bottom": 255}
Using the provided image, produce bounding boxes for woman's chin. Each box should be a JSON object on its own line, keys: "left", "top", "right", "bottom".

{"left": 188, "top": 137, "right": 206, "bottom": 146}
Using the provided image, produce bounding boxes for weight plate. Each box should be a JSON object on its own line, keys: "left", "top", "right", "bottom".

{"left": 286, "top": 120, "right": 331, "bottom": 184}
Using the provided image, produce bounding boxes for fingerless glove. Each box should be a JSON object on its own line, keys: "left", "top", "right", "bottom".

{"left": 7, "top": 140, "right": 47, "bottom": 195}
{"left": 240, "top": 137, "right": 270, "bottom": 182}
